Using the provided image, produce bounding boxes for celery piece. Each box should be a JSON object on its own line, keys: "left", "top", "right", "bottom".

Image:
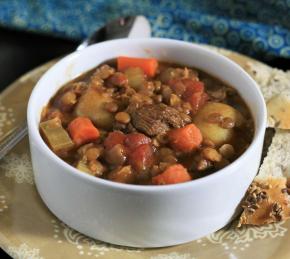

{"left": 40, "top": 118, "right": 74, "bottom": 153}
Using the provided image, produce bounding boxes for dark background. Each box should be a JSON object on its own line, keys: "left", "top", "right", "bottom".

{"left": 0, "top": 28, "right": 77, "bottom": 93}
{"left": 1, "top": 27, "right": 290, "bottom": 94}
{"left": 0, "top": 27, "right": 289, "bottom": 258}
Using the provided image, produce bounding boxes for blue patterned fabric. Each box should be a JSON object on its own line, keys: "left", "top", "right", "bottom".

{"left": 0, "top": 0, "right": 290, "bottom": 59}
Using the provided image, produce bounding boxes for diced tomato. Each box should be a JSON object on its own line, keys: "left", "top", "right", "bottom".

{"left": 182, "top": 80, "right": 207, "bottom": 114}
{"left": 107, "top": 72, "right": 128, "bottom": 87}
{"left": 152, "top": 164, "right": 191, "bottom": 185}
{"left": 182, "top": 80, "right": 204, "bottom": 99}
{"left": 168, "top": 78, "right": 202, "bottom": 97}
{"left": 124, "top": 133, "right": 151, "bottom": 151}
{"left": 168, "top": 79, "right": 187, "bottom": 96}
{"left": 104, "top": 131, "right": 126, "bottom": 150}
{"left": 128, "top": 144, "right": 155, "bottom": 172}
{"left": 168, "top": 123, "right": 203, "bottom": 153}
{"left": 186, "top": 91, "right": 209, "bottom": 114}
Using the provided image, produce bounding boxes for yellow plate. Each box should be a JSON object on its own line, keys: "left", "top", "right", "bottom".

{"left": 0, "top": 48, "right": 289, "bottom": 259}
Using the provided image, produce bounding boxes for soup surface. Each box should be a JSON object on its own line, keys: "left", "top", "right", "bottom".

{"left": 40, "top": 56, "right": 254, "bottom": 185}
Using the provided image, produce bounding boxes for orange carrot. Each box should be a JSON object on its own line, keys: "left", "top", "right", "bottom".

{"left": 68, "top": 117, "right": 100, "bottom": 146}
{"left": 168, "top": 123, "right": 202, "bottom": 152}
{"left": 152, "top": 164, "right": 191, "bottom": 185}
{"left": 117, "top": 56, "right": 158, "bottom": 77}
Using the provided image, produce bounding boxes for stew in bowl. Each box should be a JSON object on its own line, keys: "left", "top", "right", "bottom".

{"left": 40, "top": 56, "right": 254, "bottom": 185}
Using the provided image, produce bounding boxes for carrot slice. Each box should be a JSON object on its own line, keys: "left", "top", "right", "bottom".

{"left": 152, "top": 164, "right": 191, "bottom": 185}
{"left": 117, "top": 56, "right": 158, "bottom": 77}
{"left": 168, "top": 123, "right": 203, "bottom": 152}
{"left": 68, "top": 117, "right": 100, "bottom": 146}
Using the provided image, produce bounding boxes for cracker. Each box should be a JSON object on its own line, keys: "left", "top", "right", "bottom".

{"left": 267, "top": 94, "right": 290, "bottom": 129}
{"left": 238, "top": 178, "right": 290, "bottom": 226}
{"left": 238, "top": 129, "right": 290, "bottom": 226}
{"left": 244, "top": 62, "right": 290, "bottom": 129}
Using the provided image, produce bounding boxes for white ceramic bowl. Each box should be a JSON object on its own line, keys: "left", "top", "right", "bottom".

{"left": 27, "top": 38, "right": 267, "bottom": 248}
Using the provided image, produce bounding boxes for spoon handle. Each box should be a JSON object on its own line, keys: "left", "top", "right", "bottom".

{"left": 0, "top": 121, "right": 28, "bottom": 160}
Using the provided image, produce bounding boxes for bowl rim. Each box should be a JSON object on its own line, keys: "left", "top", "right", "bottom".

{"left": 27, "top": 38, "right": 267, "bottom": 192}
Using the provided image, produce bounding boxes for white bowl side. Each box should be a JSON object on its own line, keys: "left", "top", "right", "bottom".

{"left": 27, "top": 38, "right": 266, "bottom": 247}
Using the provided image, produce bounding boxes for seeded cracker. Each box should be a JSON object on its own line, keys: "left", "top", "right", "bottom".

{"left": 238, "top": 129, "right": 290, "bottom": 226}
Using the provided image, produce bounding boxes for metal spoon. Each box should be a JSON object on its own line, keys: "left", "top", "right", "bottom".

{"left": 0, "top": 15, "right": 151, "bottom": 160}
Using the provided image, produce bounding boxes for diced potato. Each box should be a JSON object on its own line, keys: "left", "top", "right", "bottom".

{"left": 124, "top": 67, "right": 145, "bottom": 89}
{"left": 40, "top": 118, "right": 74, "bottom": 153}
{"left": 194, "top": 102, "right": 244, "bottom": 146}
{"left": 74, "top": 89, "right": 114, "bottom": 129}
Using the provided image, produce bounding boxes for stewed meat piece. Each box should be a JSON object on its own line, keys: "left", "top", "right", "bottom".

{"left": 129, "top": 103, "right": 191, "bottom": 136}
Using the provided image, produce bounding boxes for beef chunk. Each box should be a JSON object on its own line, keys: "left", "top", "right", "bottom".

{"left": 129, "top": 104, "right": 191, "bottom": 136}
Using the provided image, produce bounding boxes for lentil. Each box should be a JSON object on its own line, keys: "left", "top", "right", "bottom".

{"left": 206, "top": 112, "right": 223, "bottom": 123}
{"left": 181, "top": 102, "right": 192, "bottom": 114}
{"left": 208, "top": 88, "right": 226, "bottom": 100}
{"left": 105, "top": 144, "right": 127, "bottom": 165}
{"left": 153, "top": 81, "right": 162, "bottom": 92}
{"left": 202, "top": 138, "right": 215, "bottom": 148}
{"left": 85, "top": 147, "right": 103, "bottom": 161}
{"left": 196, "top": 159, "right": 211, "bottom": 171}
{"left": 108, "top": 72, "right": 128, "bottom": 86}
{"left": 219, "top": 144, "right": 235, "bottom": 159}
{"left": 105, "top": 102, "right": 119, "bottom": 113}
{"left": 153, "top": 94, "right": 163, "bottom": 103}
{"left": 60, "top": 91, "right": 77, "bottom": 108}
{"left": 88, "top": 160, "right": 106, "bottom": 176}
{"left": 220, "top": 117, "right": 235, "bottom": 129}
{"left": 115, "top": 112, "right": 131, "bottom": 124}
{"left": 201, "top": 147, "right": 222, "bottom": 162}
{"left": 162, "top": 155, "right": 178, "bottom": 164}
{"left": 161, "top": 85, "right": 173, "bottom": 103}
{"left": 169, "top": 94, "right": 181, "bottom": 106}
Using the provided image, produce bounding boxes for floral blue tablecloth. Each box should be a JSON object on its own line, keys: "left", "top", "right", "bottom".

{"left": 0, "top": 0, "right": 290, "bottom": 59}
